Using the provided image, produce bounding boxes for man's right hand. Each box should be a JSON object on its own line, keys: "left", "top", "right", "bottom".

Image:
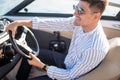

{"left": 5, "top": 19, "right": 32, "bottom": 38}
{"left": 5, "top": 21, "right": 19, "bottom": 38}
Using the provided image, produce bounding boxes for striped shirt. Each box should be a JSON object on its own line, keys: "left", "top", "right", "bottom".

{"left": 32, "top": 17, "right": 110, "bottom": 80}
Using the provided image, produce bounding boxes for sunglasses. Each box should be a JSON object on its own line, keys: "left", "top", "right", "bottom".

{"left": 73, "top": 5, "right": 84, "bottom": 14}
{"left": 73, "top": 5, "right": 99, "bottom": 14}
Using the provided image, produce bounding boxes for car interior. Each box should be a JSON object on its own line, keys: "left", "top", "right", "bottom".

{"left": 0, "top": 0, "right": 120, "bottom": 80}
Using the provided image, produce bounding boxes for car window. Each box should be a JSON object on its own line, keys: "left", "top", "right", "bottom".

{"left": 0, "top": 0, "right": 23, "bottom": 15}
{"left": 103, "top": 1, "right": 120, "bottom": 16}
{"left": 19, "top": 0, "right": 120, "bottom": 17}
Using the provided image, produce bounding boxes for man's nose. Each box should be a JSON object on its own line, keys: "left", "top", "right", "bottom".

{"left": 73, "top": 9, "right": 79, "bottom": 16}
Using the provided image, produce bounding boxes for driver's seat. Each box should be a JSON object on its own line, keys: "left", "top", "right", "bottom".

{"left": 78, "top": 37, "right": 120, "bottom": 80}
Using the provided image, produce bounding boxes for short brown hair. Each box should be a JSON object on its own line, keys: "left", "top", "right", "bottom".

{"left": 81, "top": 0, "right": 109, "bottom": 14}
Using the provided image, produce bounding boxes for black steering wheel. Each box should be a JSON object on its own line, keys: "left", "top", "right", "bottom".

{"left": 0, "top": 18, "right": 39, "bottom": 79}
{"left": 8, "top": 26, "right": 39, "bottom": 59}
{"left": 7, "top": 19, "right": 39, "bottom": 59}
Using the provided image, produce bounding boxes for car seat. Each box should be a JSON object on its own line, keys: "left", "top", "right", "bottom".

{"left": 78, "top": 37, "right": 120, "bottom": 80}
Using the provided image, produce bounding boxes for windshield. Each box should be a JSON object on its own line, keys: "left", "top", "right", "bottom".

{"left": 0, "top": 0, "right": 120, "bottom": 18}
{"left": 0, "top": 0, "right": 23, "bottom": 16}
{"left": 19, "top": 0, "right": 120, "bottom": 17}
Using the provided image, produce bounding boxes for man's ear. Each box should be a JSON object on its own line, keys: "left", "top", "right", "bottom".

{"left": 94, "top": 12, "right": 101, "bottom": 20}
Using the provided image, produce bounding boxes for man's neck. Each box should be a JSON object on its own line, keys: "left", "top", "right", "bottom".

{"left": 82, "top": 22, "right": 98, "bottom": 33}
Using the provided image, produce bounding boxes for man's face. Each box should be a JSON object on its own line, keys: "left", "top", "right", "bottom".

{"left": 73, "top": 1, "right": 97, "bottom": 27}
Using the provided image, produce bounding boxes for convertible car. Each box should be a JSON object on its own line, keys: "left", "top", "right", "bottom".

{"left": 0, "top": 0, "right": 120, "bottom": 80}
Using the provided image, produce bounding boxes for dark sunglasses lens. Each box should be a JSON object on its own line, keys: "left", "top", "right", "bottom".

{"left": 78, "top": 7, "right": 83, "bottom": 14}
{"left": 73, "top": 5, "right": 83, "bottom": 14}
{"left": 73, "top": 5, "right": 76, "bottom": 10}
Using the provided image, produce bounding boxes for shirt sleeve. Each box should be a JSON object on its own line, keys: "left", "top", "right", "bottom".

{"left": 31, "top": 17, "right": 75, "bottom": 31}
{"left": 47, "top": 48, "right": 106, "bottom": 80}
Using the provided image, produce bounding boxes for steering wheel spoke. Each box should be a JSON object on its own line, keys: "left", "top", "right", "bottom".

{"left": 16, "top": 40, "right": 33, "bottom": 53}
{"left": 18, "top": 31, "right": 27, "bottom": 41}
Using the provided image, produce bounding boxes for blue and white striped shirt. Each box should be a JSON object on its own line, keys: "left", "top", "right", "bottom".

{"left": 32, "top": 17, "right": 110, "bottom": 80}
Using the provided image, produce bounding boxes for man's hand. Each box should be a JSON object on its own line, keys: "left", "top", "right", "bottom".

{"left": 0, "top": 50, "right": 3, "bottom": 60}
{"left": 27, "top": 53, "right": 45, "bottom": 70}
{"left": 5, "top": 19, "right": 32, "bottom": 38}
{"left": 5, "top": 21, "right": 19, "bottom": 38}
{"left": 0, "top": 50, "right": 2, "bottom": 55}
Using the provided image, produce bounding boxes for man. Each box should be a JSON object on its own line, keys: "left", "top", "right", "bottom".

{"left": 6, "top": 0, "right": 110, "bottom": 80}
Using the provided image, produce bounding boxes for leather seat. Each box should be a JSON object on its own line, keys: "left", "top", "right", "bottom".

{"left": 78, "top": 37, "right": 120, "bottom": 80}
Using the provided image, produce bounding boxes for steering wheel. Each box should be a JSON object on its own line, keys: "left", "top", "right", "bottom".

{"left": 0, "top": 18, "right": 39, "bottom": 79}
{"left": 1, "top": 18, "right": 40, "bottom": 59}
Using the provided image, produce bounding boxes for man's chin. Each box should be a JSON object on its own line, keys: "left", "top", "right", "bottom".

{"left": 74, "top": 22, "right": 81, "bottom": 26}
{"left": 74, "top": 19, "right": 81, "bottom": 26}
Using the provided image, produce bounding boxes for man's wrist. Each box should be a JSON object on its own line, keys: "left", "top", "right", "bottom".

{"left": 42, "top": 64, "right": 48, "bottom": 71}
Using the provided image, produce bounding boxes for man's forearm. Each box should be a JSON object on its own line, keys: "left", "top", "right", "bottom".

{"left": 15, "top": 20, "right": 32, "bottom": 28}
